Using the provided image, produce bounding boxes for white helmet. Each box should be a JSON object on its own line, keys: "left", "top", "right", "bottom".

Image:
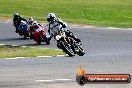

{"left": 28, "top": 17, "right": 34, "bottom": 25}
{"left": 33, "top": 21, "right": 38, "bottom": 25}
{"left": 33, "top": 21, "right": 39, "bottom": 29}
{"left": 28, "top": 17, "right": 33, "bottom": 21}
{"left": 47, "top": 13, "right": 56, "bottom": 22}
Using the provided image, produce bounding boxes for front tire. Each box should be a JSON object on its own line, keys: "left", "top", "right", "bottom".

{"left": 60, "top": 41, "right": 75, "bottom": 57}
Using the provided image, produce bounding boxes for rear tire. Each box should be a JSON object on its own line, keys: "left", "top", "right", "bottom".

{"left": 77, "top": 44, "right": 85, "bottom": 56}
{"left": 35, "top": 38, "right": 41, "bottom": 45}
{"left": 30, "top": 35, "right": 34, "bottom": 39}
{"left": 43, "top": 35, "right": 50, "bottom": 45}
{"left": 37, "top": 41, "right": 41, "bottom": 45}
{"left": 19, "top": 32, "right": 23, "bottom": 36}
{"left": 46, "top": 41, "right": 50, "bottom": 45}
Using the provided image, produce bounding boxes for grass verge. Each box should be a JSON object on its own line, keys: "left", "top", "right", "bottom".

{"left": 0, "top": 45, "right": 64, "bottom": 58}
{"left": 0, "top": 0, "right": 132, "bottom": 28}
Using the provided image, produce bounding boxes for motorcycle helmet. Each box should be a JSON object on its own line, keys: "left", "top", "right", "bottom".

{"left": 33, "top": 21, "right": 39, "bottom": 29}
{"left": 28, "top": 17, "right": 34, "bottom": 25}
{"left": 47, "top": 13, "right": 56, "bottom": 22}
{"left": 13, "top": 12, "right": 19, "bottom": 18}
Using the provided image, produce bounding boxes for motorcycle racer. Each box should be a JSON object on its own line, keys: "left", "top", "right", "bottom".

{"left": 46, "top": 13, "right": 81, "bottom": 42}
{"left": 13, "top": 12, "right": 27, "bottom": 33}
{"left": 30, "top": 21, "right": 49, "bottom": 44}
{"left": 28, "top": 21, "right": 45, "bottom": 36}
{"left": 28, "top": 17, "right": 34, "bottom": 27}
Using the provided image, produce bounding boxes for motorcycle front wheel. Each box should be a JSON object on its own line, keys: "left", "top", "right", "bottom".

{"left": 60, "top": 41, "right": 75, "bottom": 57}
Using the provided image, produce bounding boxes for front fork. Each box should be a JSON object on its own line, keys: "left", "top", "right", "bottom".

{"left": 71, "top": 40, "right": 79, "bottom": 53}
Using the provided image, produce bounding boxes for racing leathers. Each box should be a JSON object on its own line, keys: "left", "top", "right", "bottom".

{"left": 47, "top": 18, "right": 81, "bottom": 42}
{"left": 28, "top": 21, "right": 45, "bottom": 37}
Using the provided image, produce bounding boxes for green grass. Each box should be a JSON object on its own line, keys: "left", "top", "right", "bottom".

{"left": 0, "top": 45, "right": 64, "bottom": 58}
{"left": 0, "top": 0, "right": 132, "bottom": 28}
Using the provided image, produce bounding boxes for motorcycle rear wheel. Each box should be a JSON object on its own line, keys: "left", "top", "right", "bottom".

{"left": 77, "top": 44, "right": 85, "bottom": 56}
{"left": 43, "top": 35, "right": 50, "bottom": 45}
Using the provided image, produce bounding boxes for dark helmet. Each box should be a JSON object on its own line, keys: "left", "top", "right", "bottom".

{"left": 47, "top": 13, "right": 56, "bottom": 22}
{"left": 13, "top": 12, "right": 19, "bottom": 18}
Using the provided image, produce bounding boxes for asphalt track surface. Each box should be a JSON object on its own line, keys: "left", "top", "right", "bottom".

{"left": 0, "top": 20, "right": 132, "bottom": 88}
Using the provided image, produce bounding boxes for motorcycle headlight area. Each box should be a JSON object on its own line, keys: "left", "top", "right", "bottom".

{"left": 55, "top": 35, "right": 62, "bottom": 40}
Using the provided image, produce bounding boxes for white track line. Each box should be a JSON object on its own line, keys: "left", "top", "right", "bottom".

{"left": 35, "top": 79, "right": 72, "bottom": 82}
{"left": 70, "top": 25, "right": 132, "bottom": 30}
{"left": 21, "top": 46, "right": 28, "bottom": 48}
{"left": 16, "top": 57, "right": 27, "bottom": 58}
{"left": 12, "top": 45, "right": 19, "bottom": 47}
{"left": 0, "top": 44, "right": 5, "bottom": 45}
{"left": 56, "top": 55, "right": 66, "bottom": 57}
{"left": 36, "top": 80, "right": 54, "bottom": 82}
{"left": 5, "top": 55, "right": 65, "bottom": 59}
{"left": 101, "top": 27, "right": 132, "bottom": 30}
{"left": 106, "top": 27, "right": 122, "bottom": 29}
{"left": 5, "top": 57, "right": 26, "bottom": 59}
{"left": 54, "top": 79, "right": 72, "bottom": 81}
{"left": 5, "top": 58, "right": 18, "bottom": 59}
{"left": 37, "top": 56, "right": 53, "bottom": 58}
